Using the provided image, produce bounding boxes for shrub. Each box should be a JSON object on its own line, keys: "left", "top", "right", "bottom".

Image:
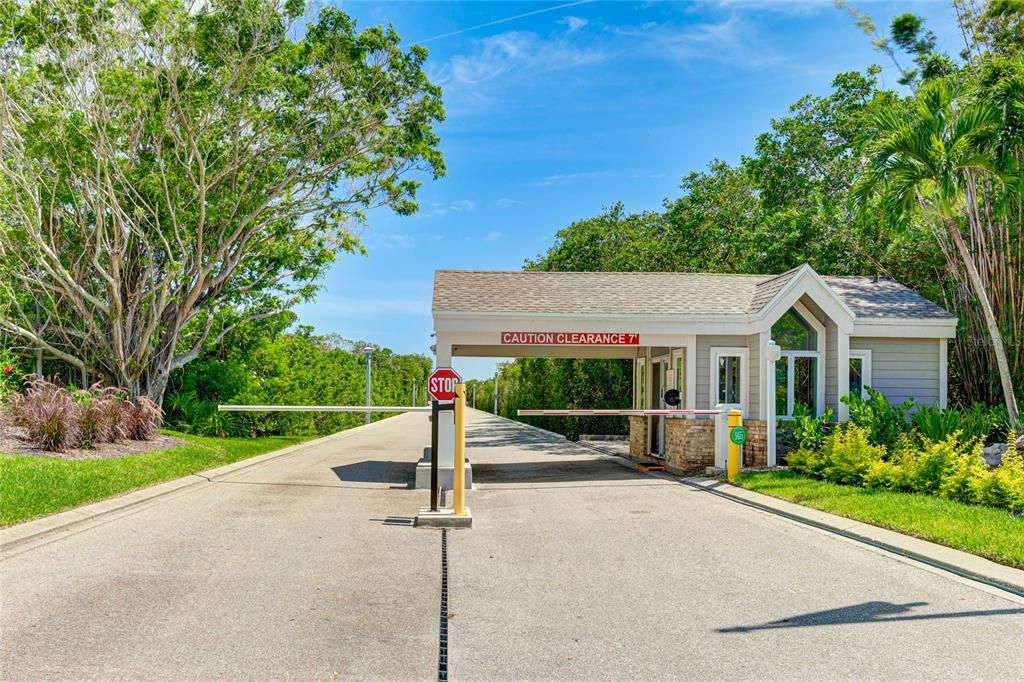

{"left": 0, "top": 348, "right": 27, "bottom": 401}
{"left": 7, "top": 376, "right": 81, "bottom": 450}
{"left": 784, "top": 448, "right": 817, "bottom": 474}
{"left": 122, "top": 397, "right": 162, "bottom": 440}
{"left": 960, "top": 402, "right": 1010, "bottom": 444}
{"left": 5, "top": 376, "right": 161, "bottom": 450}
{"left": 901, "top": 435, "right": 964, "bottom": 495}
{"left": 978, "top": 435, "right": 1024, "bottom": 514}
{"left": 911, "top": 405, "right": 962, "bottom": 443}
{"left": 938, "top": 440, "right": 988, "bottom": 505}
{"left": 784, "top": 404, "right": 835, "bottom": 451}
{"left": 818, "top": 426, "right": 886, "bottom": 486}
{"left": 843, "top": 388, "right": 913, "bottom": 450}
{"left": 863, "top": 460, "right": 909, "bottom": 490}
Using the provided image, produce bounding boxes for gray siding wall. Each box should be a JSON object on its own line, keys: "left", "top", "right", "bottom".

{"left": 825, "top": 319, "right": 839, "bottom": 412}
{"left": 696, "top": 335, "right": 750, "bottom": 410}
{"left": 850, "top": 337, "right": 941, "bottom": 407}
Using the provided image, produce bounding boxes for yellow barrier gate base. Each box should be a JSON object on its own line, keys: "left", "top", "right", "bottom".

{"left": 453, "top": 383, "right": 467, "bottom": 516}
{"left": 727, "top": 409, "right": 743, "bottom": 481}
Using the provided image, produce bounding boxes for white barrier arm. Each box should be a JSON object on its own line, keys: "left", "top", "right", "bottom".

{"left": 516, "top": 409, "right": 722, "bottom": 417}
{"left": 218, "top": 405, "right": 432, "bottom": 413}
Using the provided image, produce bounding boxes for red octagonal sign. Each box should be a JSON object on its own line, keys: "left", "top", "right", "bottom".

{"left": 427, "top": 367, "right": 462, "bottom": 402}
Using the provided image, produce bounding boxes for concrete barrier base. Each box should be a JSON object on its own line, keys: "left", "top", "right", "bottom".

{"left": 414, "top": 448, "right": 473, "bottom": 490}
{"left": 415, "top": 507, "right": 473, "bottom": 529}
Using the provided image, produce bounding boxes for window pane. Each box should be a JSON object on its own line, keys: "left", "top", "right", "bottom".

{"left": 794, "top": 356, "right": 817, "bottom": 414}
{"left": 849, "top": 358, "right": 863, "bottom": 397}
{"left": 775, "top": 360, "right": 789, "bottom": 417}
{"left": 675, "top": 356, "right": 685, "bottom": 408}
{"left": 771, "top": 309, "right": 817, "bottom": 351}
{"left": 718, "top": 356, "right": 741, "bottom": 404}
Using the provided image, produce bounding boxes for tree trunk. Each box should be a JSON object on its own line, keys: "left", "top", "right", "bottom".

{"left": 946, "top": 216, "right": 1020, "bottom": 428}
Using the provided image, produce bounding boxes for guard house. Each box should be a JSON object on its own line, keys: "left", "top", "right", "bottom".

{"left": 431, "top": 264, "right": 956, "bottom": 475}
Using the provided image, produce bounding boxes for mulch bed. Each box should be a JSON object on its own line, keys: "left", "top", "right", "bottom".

{"left": 0, "top": 416, "right": 185, "bottom": 460}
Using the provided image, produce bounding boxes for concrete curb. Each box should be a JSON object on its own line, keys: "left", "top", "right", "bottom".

{"left": 680, "top": 476, "right": 1024, "bottom": 598}
{"left": 0, "top": 414, "right": 419, "bottom": 556}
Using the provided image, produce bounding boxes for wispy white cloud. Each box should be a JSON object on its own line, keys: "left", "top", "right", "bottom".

{"left": 484, "top": 231, "right": 503, "bottom": 241}
{"left": 531, "top": 170, "right": 616, "bottom": 187}
{"left": 704, "top": 0, "right": 828, "bottom": 15}
{"left": 379, "top": 234, "right": 417, "bottom": 249}
{"left": 495, "top": 197, "right": 521, "bottom": 209}
{"left": 428, "top": 199, "right": 477, "bottom": 216}
{"left": 560, "top": 15, "right": 588, "bottom": 33}
{"left": 447, "top": 30, "right": 606, "bottom": 85}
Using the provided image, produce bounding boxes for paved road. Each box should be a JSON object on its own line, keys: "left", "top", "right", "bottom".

{"left": 3, "top": 410, "right": 1024, "bottom": 681}
{"left": 1, "top": 413, "right": 440, "bottom": 681}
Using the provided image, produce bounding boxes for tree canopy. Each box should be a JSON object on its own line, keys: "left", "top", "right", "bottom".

{"left": 0, "top": 0, "right": 444, "bottom": 403}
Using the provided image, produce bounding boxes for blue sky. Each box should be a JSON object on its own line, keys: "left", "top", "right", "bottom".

{"left": 293, "top": 0, "right": 961, "bottom": 380}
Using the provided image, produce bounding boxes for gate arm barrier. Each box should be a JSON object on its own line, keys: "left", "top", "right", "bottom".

{"left": 218, "top": 405, "right": 432, "bottom": 413}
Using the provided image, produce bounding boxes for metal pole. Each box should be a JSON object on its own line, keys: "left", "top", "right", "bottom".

{"left": 430, "top": 400, "right": 439, "bottom": 512}
{"left": 472, "top": 384, "right": 477, "bottom": 409}
{"left": 364, "top": 347, "right": 373, "bottom": 425}
{"left": 454, "top": 384, "right": 466, "bottom": 515}
{"left": 493, "top": 374, "right": 498, "bottom": 414}
{"left": 412, "top": 378, "right": 417, "bottom": 407}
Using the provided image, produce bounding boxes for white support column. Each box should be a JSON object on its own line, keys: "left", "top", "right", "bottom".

{"left": 684, "top": 335, "right": 697, "bottom": 418}
{"left": 939, "top": 338, "right": 948, "bottom": 409}
{"left": 764, "top": 340, "right": 781, "bottom": 468}
{"left": 837, "top": 332, "right": 850, "bottom": 422}
{"left": 758, "top": 331, "right": 770, "bottom": 421}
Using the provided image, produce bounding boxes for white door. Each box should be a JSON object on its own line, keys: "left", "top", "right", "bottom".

{"left": 710, "top": 347, "right": 747, "bottom": 467}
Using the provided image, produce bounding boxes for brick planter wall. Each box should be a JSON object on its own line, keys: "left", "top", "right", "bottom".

{"left": 664, "top": 418, "right": 716, "bottom": 474}
{"left": 743, "top": 420, "right": 768, "bottom": 468}
{"left": 628, "top": 416, "right": 649, "bottom": 460}
{"left": 628, "top": 416, "right": 771, "bottom": 472}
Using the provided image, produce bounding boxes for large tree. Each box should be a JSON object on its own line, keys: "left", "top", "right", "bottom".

{"left": 854, "top": 78, "right": 1020, "bottom": 428}
{"left": 0, "top": 0, "right": 444, "bottom": 403}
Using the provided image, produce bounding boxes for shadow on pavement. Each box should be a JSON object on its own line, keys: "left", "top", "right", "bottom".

{"left": 471, "top": 459, "right": 643, "bottom": 484}
{"left": 331, "top": 460, "right": 415, "bottom": 485}
{"left": 718, "top": 601, "right": 1024, "bottom": 633}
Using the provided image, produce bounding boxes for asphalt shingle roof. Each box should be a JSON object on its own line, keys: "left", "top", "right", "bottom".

{"left": 433, "top": 269, "right": 954, "bottom": 320}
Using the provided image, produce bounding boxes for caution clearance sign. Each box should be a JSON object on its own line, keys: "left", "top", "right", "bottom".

{"left": 500, "top": 331, "right": 640, "bottom": 346}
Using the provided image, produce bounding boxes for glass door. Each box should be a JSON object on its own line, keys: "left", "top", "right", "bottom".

{"left": 649, "top": 358, "right": 667, "bottom": 457}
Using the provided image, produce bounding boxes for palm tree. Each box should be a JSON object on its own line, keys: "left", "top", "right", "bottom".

{"left": 854, "top": 78, "right": 1020, "bottom": 428}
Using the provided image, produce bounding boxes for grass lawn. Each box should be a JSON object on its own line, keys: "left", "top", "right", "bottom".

{"left": 733, "top": 470, "right": 1024, "bottom": 569}
{"left": 0, "top": 431, "right": 308, "bottom": 527}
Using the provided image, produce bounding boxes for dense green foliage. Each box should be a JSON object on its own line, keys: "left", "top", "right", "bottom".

{"left": 491, "top": 359, "right": 632, "bottom": 440}
{"left": 734, "top": 469, "right": 1024, "bottom": 568}
{"left": 502, "top": 3, "right": 1024, "bottom": 436}
{"left": 0, "top": 0, "right": 443, "bottom": 403}
{"left": 0, "top": 431, "right": 307, "bottom": 526}
{"left": 163, "top": 324, "right": 431, "bottom": 437}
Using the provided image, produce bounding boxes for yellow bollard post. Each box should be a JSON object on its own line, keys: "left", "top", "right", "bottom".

{"left": 727, "top": 409, "right": 743, "bottom": 481}
{"left": 453, "top": 383, "right": 466, "bottom": 515}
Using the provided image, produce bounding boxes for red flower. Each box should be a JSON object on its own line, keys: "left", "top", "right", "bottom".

{"left": 2, "top": 365, "right": 12, "bottom": 374}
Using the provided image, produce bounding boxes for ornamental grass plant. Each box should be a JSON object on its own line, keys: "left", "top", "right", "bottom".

{"left": 4, "top": 376, "right": 162, "bottom": 451}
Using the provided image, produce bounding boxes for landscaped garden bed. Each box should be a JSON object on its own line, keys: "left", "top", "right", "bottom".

{"left": 741, "top": 389, "right": 1024, "bottom": 568}
{"left": 734, "top": 470, "right": 1024, "bottom": 569}
{"left": 0, "top": 375, "right": 308, "bottom": 526}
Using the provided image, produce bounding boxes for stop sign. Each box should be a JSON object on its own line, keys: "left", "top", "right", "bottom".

{"left": 427, "top": 367, "right": 463, "bottom": 401}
